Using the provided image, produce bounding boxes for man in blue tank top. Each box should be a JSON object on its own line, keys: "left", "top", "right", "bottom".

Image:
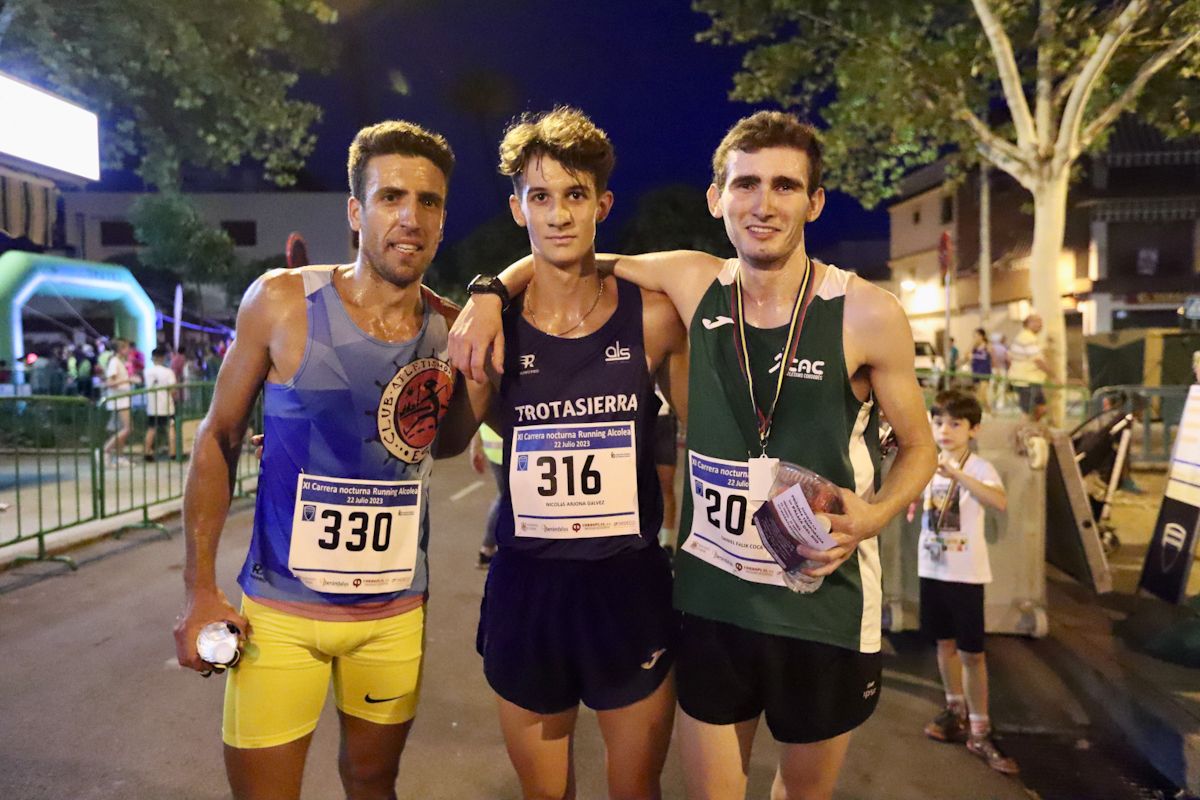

{"left": 452, "top": 111, "right": 937, "bottom": 800}
{"left": 173, "top": 121, "right": 463, "bottom": 800}
{"left": 438, "top": 107, "right": 688, "bottom": 800}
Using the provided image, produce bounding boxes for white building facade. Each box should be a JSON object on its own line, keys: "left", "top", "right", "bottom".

{"left": 61, "top": 191, "right": 355, "bottom": 266}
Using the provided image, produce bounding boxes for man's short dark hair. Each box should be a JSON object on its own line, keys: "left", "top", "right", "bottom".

{"left": 931, "top": 389, "right": 982, "bottom": 427}
{"left": 499, "top": 107, "right": 615, "bottom": 194}
{"left": 711, "top": 111, "right": 823, "bottom": 192}
{"left": 347, "top": 121, "right": 455, "bottom": 201}
{"left": 152, "top": 347, "right": 168, "bottom": 359}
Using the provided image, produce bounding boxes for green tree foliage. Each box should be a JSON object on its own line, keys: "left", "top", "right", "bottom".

{"left": 620, "top": 184, "right": 735, "bottom": 258}
{"left": 696, "top": 0, "right": 1200, "bottom": 420}
{"left": 0, "top": 0, "right": 337, "bottom": 188}
{"left": 695, "top": 0, "right": 1199, "bottom": 207}
{"left": 129, "top": 193, "right": 236, "bottom": 290}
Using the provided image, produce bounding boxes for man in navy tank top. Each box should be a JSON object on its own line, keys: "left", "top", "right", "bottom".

{"left": 173, "top": 121, "right": 464, "bottom": 800}
{"left": 438, "top": 107, "right": 688, "bottom": 800}
{"left": 452, "top": 112, "right": 937, "bottom": 800}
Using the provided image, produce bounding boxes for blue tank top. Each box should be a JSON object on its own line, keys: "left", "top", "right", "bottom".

{"left": 238, "top": 267, "right": 454, "bottom": 605}
{"left": 970, "top": 344, "right": 992, "bottom": 376}
{"left": 493, "top": 278, "right": 662, "bottom": 560}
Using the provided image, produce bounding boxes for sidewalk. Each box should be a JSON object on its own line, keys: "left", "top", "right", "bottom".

{"left": 1040, "top": 470, "right": 1200, "bottom": 793}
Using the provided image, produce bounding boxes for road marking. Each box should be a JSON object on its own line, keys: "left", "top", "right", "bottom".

{"left": 450, "top": 481, "right": 484, "bottom": 502}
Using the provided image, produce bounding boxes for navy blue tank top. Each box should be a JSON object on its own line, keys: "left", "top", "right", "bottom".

{"left": 494, "top": 277, "right": 662, "bottom": 560}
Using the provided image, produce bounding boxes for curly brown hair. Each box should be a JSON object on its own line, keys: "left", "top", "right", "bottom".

{"left": 499, "top": 107, "right": 615, "bottom": 193}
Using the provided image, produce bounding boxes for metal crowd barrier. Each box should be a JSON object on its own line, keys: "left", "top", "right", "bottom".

{"left": 0, "top": 382, "right": 261, "bottom": 568}
{"left": 1089, "top": 384, "right": 1190, "bottom": 467}
{"left": 914, "top": 368, "right": 1093, "bottom": 424}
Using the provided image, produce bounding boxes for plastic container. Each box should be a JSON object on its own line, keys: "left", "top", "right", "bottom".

{"left": 753, "top": 461, "right": 844, "bottom": 593}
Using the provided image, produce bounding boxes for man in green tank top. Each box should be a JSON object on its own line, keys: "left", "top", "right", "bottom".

{"left": 452, "top": 111, "right": 935, "bottom": 800}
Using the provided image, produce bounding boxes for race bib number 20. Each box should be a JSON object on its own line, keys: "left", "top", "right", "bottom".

{"left": 288, "top": 473, "right": 422, "bottom": 594}
{"left": 682, "top": 451, "right": 785, "bottom": 586}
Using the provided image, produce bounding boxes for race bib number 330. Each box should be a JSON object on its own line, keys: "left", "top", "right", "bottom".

{"left": 510, "top": 421, "right": 640, "bottom": 539}
{"left": 288, "top": 473, "right": 422, "bottom": 594}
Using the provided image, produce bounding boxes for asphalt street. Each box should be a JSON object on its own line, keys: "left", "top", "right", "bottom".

{"left": 0, "top": 451, "right": 1126, "bottom": 799}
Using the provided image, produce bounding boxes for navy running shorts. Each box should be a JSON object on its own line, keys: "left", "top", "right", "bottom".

{"left": 676, "top": 613, "right": 882, "bottom": 744}
{"left": 653, "top": 411, "right": 679, "bottom": 468}
{"left": 476, "top": 545, "right": 677, "bottom": 714}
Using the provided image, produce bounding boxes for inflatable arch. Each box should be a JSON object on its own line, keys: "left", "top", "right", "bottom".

{"left": 0, "top": 251, "right": 156, "bottom": 374}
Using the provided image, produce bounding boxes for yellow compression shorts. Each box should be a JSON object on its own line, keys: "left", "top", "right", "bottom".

{"left": 223, "top": 595, "right": 425, "bottom": 749}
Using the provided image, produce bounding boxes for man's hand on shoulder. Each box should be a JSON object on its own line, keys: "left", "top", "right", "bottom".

{"left": 448, "top": 294, "right": 505, "bottom": 384}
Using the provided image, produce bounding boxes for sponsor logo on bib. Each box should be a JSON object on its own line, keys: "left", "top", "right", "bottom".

{"left": 375, "top": 357, "right": 455, "bottom": 463}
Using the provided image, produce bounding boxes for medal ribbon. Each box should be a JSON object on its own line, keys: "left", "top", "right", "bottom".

{"left": 933, "top": 450, "right": 972, "bottom": 534}
{"left": 730, "top": 256, "right": 813, "bottom": 454}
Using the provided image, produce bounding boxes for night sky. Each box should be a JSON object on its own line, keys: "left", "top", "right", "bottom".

{"left": 293, "top": 0, "right": 888, "bottom": 255}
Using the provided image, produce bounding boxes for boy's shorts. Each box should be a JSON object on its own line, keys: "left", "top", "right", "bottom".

{"left": 147, "top": 414, "right": 173, "bottom": 432}
{"left": 675, "top": 613, "right": 882, "bottom": 744}
{"left": 919, "top": 577, "right": 985, "bottom": 653}
{"left": 223, "top": 595, "right": 425, "bottom": 749}
{"left": 476, "top": 546, "right": 676, "bottom": 714}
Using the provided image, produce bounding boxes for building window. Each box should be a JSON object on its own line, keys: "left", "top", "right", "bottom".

{"left": 912, "top": 209, "right": 921, "bottom": 225}
{"left": 99, "top": 220, "right": 137, "bottom": 247}
{"left": 221, "top": 220, "right": 257, "bottom": 247}
{"left": 941, "top": 196, "right": 954, "bottom": 224}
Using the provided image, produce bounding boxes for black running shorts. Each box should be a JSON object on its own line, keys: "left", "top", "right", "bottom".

{"left": 920, "top": 577, "right": 985, "bottom": 653}
{"left": 476, "top": 546, "right": 677, "bottom": 714}
{"left": 676, "top": 613, "right": 882, "bottom": 744}
{"left": 653, "top": 411, "right": 679, "bottom": 468}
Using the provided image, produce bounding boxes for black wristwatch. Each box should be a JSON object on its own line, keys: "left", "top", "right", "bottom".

{"left": 467, "top": 274, "right": 511, "bottom": 310}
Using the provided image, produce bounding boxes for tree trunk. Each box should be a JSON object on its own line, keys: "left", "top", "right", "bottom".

{"left": 1028, "top": 172, "right": 1071, "bottom": 426}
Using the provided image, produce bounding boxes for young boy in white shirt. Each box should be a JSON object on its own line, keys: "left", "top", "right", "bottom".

{"left": 917, "top": 389, "right": 1018, "bottom": 775}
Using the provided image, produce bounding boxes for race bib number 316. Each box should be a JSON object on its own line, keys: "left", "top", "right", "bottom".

{"left": 288, "top": 473, "right": 422, "bottom": 594}
{"left": 510, "top": 421, "right": 640, "bottom": 539}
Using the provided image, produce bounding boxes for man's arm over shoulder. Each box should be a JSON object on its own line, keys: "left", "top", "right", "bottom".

{"left": 423, "top": 287, "right": 497, "bottom": 458}
{"left": 604, "top": 250, "right": 724, "bottom": 332}
{"left": 449, "top": 250, "right": 725, "bottom": 383}
{"left": 643, "top": 288, "right": 689, "bottom": 426}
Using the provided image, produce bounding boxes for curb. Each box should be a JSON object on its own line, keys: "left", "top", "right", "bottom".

{"left": 1040, "top": 576, "right": 1200, "bottom": 793}
{"left": 0, "top": 499, "right": 182, "bottom": 569}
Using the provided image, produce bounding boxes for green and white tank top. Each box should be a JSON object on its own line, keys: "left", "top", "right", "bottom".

{"left": 674, "top": 260, "right": 883, "bottom": 653}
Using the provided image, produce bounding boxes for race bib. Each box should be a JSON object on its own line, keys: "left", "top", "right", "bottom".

{"left": 681, "top": 451, "right": 785, "bottom": 586}
{"left": 288, "top": 473, "right": 422, "bottom": 594}
{"left": 509, "top": 421, "right": 640, "bottom": 539}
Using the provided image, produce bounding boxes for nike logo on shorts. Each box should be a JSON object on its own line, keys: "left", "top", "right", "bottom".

{"left": 640, "top": 648, "right": 667, "bottom": 670}
{"left": 364, "top": 693, "right": 405, "bottom": 704}
{"left": 702, "top": 316, "right": 734, "bottom": 330}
